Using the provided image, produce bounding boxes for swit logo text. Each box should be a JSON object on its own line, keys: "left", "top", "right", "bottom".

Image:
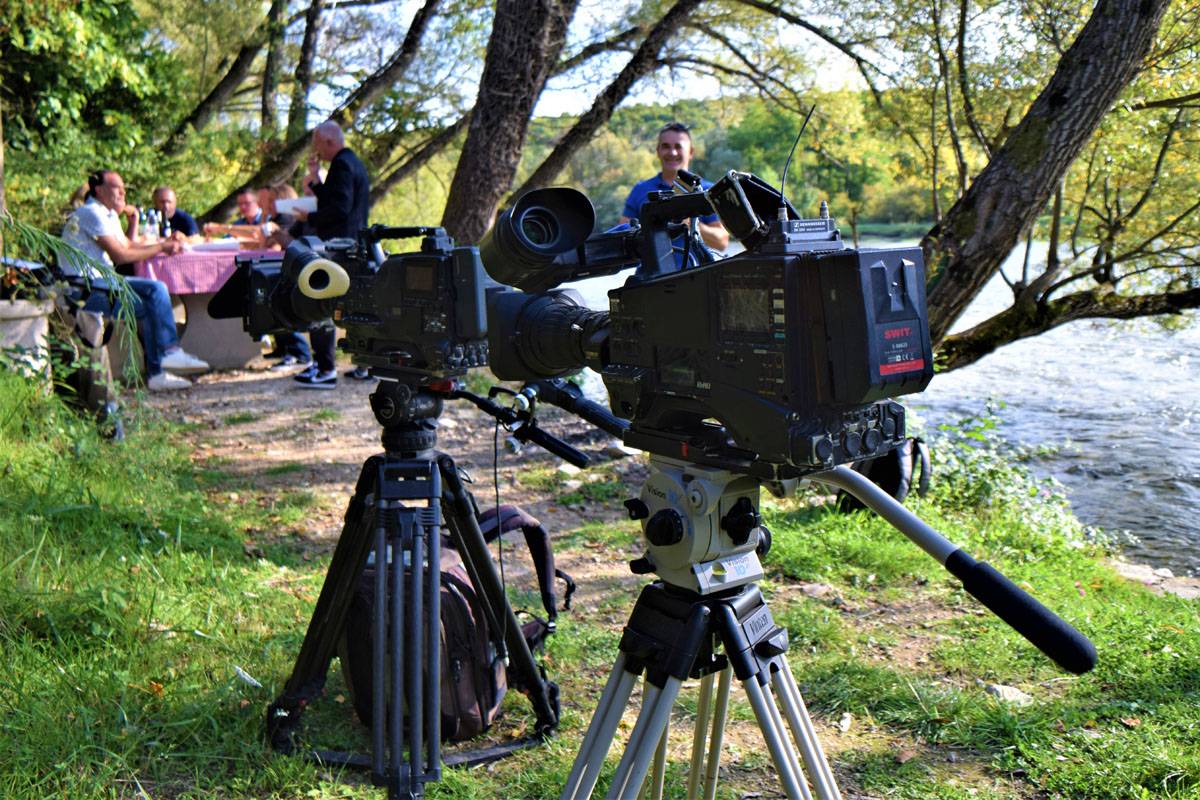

{"left": 884, "top": 327, "right": 912, "bottom": 340}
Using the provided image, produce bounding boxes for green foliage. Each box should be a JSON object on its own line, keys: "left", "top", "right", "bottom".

{"left": 0, "top": 0, "right": 178, "bottom": 144}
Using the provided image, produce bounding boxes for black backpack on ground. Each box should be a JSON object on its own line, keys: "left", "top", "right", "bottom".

{"left": 338, "top": 503, "right": 574, "bottom": 742}
{"left": 836, "top": 437, "right": 931, "bottom": 512}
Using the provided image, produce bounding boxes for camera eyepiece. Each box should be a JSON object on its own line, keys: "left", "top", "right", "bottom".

{"left": 297, "top": 258, "right": 350, "bottom": 299}
{"left": 479, "top": 188, "right": 595, "bottom": 291}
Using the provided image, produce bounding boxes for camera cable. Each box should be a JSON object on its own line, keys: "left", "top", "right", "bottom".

{"left": 492, "top": 417, "right": 510, "bottom": 655}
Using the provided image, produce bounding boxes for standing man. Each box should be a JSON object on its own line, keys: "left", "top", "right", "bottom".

{"left": 152, "top": 186, "right": 200, "bottom": 237}
{"left": 290, "top": 120, "right": 371, "bottom": 389}
{"left": 62, "top": 170, "right": 210, "bottom": 391}
{"left": 620, "top": 122, "right": 729, "bottom": 253}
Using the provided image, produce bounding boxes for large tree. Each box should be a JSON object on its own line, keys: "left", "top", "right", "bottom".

{"left": 922, "top": 0, "right": 1174, "bottom": 345}
{"left": 440, "top": 0, "right": 580, "bottom": 242}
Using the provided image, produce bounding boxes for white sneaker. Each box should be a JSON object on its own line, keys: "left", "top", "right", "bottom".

{"left": 161, "top": 349, "right": 211, "bottom": 374}
{"left": 147, "top": 371, "right": 192, "bottom": 391}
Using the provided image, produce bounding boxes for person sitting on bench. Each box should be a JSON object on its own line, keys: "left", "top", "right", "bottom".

{"left": 61, "top": 169, "right": 209, "bottom": 391}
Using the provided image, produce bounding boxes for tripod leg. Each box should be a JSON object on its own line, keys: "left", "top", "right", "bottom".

{"left": 700, "top": 667, "right": 732, "bottom": 800}
{"left": 372, "top": 525, "right": 389, "bottom": 777}
{"left": 606, "top": 678, "right": 682, "bottom": 800}
{"left": 640, "top": 720, "right": 668, "bottom": 800}
{"left": 742, "top": 677, "right": 812, "bottom": 800}
{"left": 561, "top": 654, "right": 639, "bottom": 800}
{"left": 685, "top": 673, "right": 714, "bottom": 800}
{"left": 268, "top": 457, "right": 383, "bottom": 751}
{"left": 772, "top": 666, "right": 842, "bottom": 800}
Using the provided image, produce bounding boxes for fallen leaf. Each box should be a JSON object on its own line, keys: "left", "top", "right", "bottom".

{"left": 1120, "top": 717, "right": 1142, "bottom": 728}
{"left": 148, "top": 680, "right": 164, "bottom": 697}
{"left": 895, "top": 749, "right": 918, "bottom": 764}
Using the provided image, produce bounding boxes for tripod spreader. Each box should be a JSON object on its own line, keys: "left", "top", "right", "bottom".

{"left": 815, "top": 466, "right": 1097, "bottom": 675}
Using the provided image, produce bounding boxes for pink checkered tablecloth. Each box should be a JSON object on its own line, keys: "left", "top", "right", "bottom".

{"left": 134, "top": 249, "right": 278, "bottom": 295}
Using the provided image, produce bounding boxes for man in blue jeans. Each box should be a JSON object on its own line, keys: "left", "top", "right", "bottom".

{"left": 62, "top": 170, "right": 210, "bottom": 391}
{"left": 620, "top": 122, "right": 729, "bottom": 253}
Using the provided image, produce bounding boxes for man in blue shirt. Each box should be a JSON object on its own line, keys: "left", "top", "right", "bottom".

{"left": 620, "top": 122, "right": 729, "bottom": 252}
{"left": 233, "top": 187, "right": 264, "bottom": 225}
{"left": 152, "top": 186, "right": 200, "bottom": 237}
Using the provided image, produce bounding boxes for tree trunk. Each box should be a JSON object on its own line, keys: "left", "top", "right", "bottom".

{"left": 923, "top": 0, "right": 1171, "bottom": 344}
{"left": 163, "top": 36, "right": 265, "bottom": 155}
{"left": 513, "top": 0, "right": 704, "bottom": 197}
{"left": 441, "top": 0, "right": 579, "bottom": 244}
{"left": 261, "top": 0, "right": 286, "bottom": 137}
{"left": 287, "top": 0, "right": 326, "bottom": 141}
{"left": 0, "top": 98, "right": 6, "bottom": 220}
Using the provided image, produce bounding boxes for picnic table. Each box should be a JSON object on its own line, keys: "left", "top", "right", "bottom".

{"left": 135, "top": 247, "right": 277, "bottom": 369}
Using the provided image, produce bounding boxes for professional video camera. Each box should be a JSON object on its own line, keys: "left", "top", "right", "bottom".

{"left": 478, "top": 172, "right": 1096, "bottom": 800}
{"left": 209, "top": 227, "right": 592, "bottom": 799}
{"left": 209, "top": 225, "right": 514, "bottom": 382}
{"left": 481, "top": 169, "right": 933, "bottom": 481}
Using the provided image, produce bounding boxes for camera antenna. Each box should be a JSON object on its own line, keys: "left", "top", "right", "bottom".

{"left": 778, "top": 104, "right": 816, "bottom": 221}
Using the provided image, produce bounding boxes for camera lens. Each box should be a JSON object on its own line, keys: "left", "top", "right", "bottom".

{"left": 519, "top": 208, "right": 559, "bottom": 248}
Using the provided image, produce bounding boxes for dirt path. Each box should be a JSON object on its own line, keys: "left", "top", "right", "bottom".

{"left": 142, "top": 356, "right": 645, "bottom": 575}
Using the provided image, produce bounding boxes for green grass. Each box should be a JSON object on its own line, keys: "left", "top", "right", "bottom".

{"left": 517, "top": 463, "right": 631, "bottom": 506}
{"left": 262, "top": 461, "right": 306, "bottom": 477}
{"left": 1, "top": 370, "right": 1197, "bottom": 799}
{"left": 309, "top": 408, "right": 342, "bottom": 423}
{"left": 223, "top": 411, "right": 263, "bottom": 425}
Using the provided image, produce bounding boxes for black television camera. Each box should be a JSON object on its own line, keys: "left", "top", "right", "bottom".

{"left": 480, "top": 170, "right": 935, "bottom": 480}
{"left": 208, "top": 225, "right": 557, "bottom": 382}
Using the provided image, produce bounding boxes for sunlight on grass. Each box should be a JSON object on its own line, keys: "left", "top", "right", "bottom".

{"left": 1, "top": 370, "right": 1197, "bottom": 799}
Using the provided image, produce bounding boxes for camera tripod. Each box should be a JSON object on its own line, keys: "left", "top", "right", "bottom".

{"left": 559, "top": 454, "right": 1098, "bottom": 800}
{"left": 266, "top": 379, "right": 570, "bottom": 799}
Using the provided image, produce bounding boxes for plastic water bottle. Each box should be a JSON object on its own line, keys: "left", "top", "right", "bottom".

{"left": 145, "top": 210, "right": 159, "bottom": 243}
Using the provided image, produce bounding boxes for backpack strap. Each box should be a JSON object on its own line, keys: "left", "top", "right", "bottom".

{"left": 912, "top": 437, "right": 932, "bottom": 497}
{"left": 892, "top": 438, "right": 915, "bottom": 503}
{"left": 477, "top": 504, "right": 573, "bottom": 626}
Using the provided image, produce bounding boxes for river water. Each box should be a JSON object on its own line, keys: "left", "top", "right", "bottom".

{"left": 564, "top": 242, "right": 1200, "bottom": 574}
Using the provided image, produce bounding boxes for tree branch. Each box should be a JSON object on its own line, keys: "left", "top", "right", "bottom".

{"left": 938, "top": 284, "right": 1200, "bottom": 371}
{"left": 733, "top": 0, "right": 886, "bottom": 105}
{"left": 1127, "top": 89, "right": 1200, "bottom": 111}
{"left": 286, "top": 0, "right": 400, "bottom": 26}
{"left": 956, "top": 0, "right": 992, "bottom": 157}
{"left": 512, "top": 0, "right": 704, "bottom": 197}
{"left": 162, "top": 33, "right": 264, "bottom": 155}
{"left": 552, "top": 25, "right": 645, "bottom": 76}
{"left": 933, "top": 0, "right": 968, "bottom": 195}
{"left": 286, "top": 0, "right": 326, "bottom": 140}
{"left": 327, "top": 0, "right": 445, "bottom": 126}
{"left": 368, "top": 112, "right": 472, "bottom": 206}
